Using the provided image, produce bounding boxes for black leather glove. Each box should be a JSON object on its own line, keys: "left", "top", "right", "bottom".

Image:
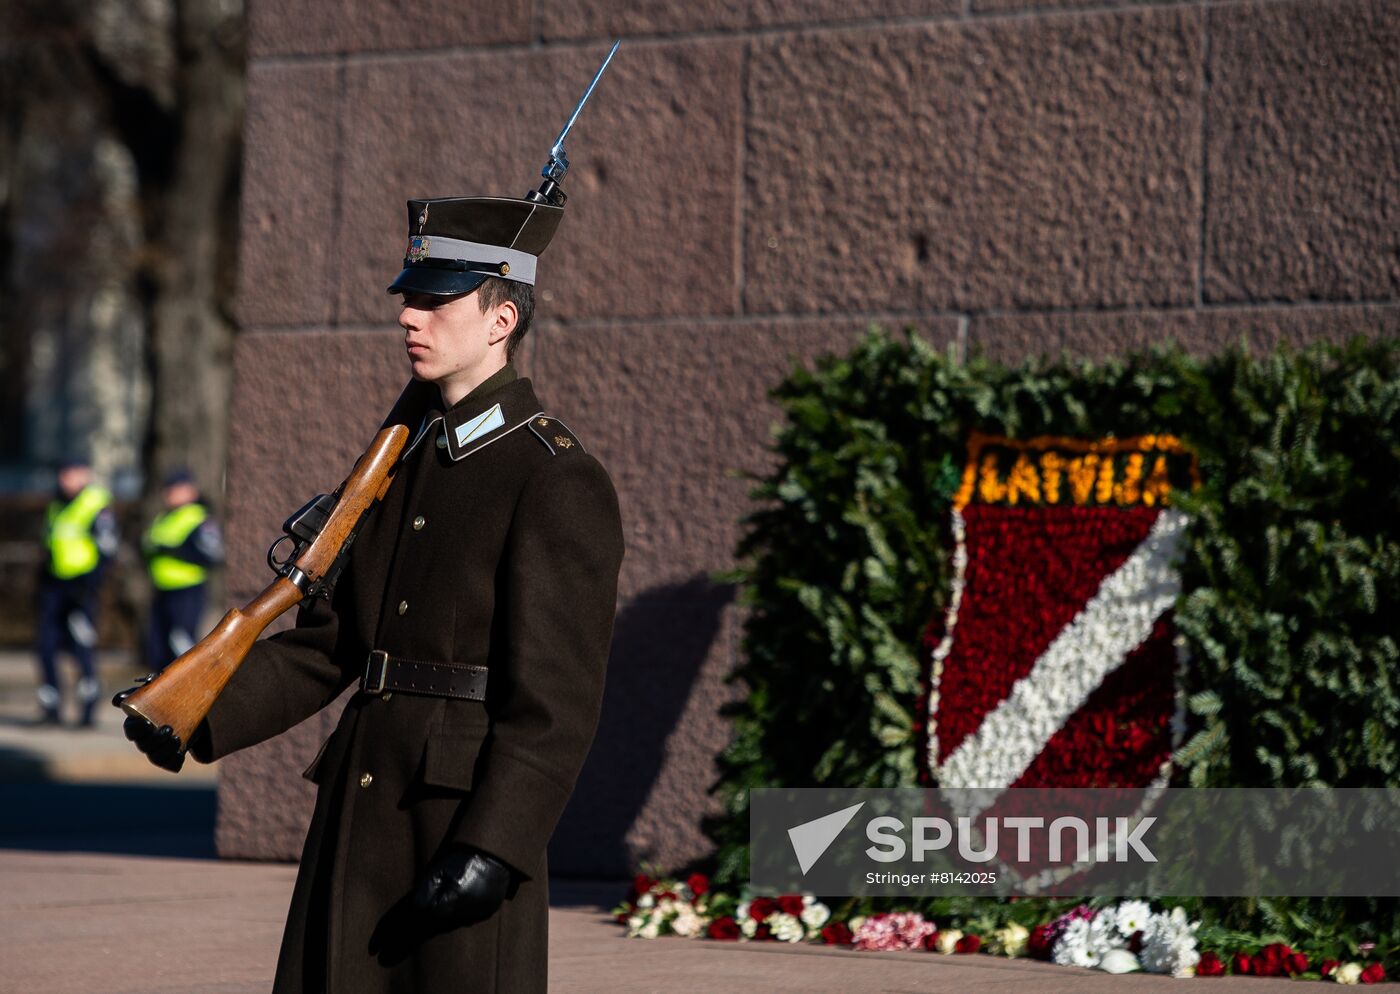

{"left": 114, "top": 682, "right": 186, "bottom": 773}
{"left": 412, "top": 845, "right": 513, "bottom": 922}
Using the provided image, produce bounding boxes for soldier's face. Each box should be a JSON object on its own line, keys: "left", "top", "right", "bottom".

{"left": 399, "top": 289, "right": 515, "bottom": 402}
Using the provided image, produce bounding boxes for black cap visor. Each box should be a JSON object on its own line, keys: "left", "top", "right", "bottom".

{"left": 387, "top": 264, "right": 491, "bottom": 297}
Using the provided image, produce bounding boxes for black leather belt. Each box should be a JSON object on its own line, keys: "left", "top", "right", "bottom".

{"left": 361, "top": 650, "right": 488, "bottom": 701}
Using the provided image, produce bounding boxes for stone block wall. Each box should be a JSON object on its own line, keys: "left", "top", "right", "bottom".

{"left": 218, "top": 0, "right": 1400, "bottom": 874}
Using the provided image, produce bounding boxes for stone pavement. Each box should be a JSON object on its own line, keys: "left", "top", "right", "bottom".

{"left": 0, "top": 647, "right": 218, "bottom": 786}
{"left": 0, "top": 850, "right": 1318, "bottom": 994}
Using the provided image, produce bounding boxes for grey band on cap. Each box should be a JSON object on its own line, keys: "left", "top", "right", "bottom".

{"left": 406, "top": 235, "right": 538, "bottom": 285}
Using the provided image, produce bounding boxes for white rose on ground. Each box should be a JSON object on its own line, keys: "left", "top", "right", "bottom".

{"left": 769, "top": 912, "right": 805, "bottom": 943}
{"left": 800, "top": 901, "right": 831, "bottom": 930}
{"left": 934, "top": 929, "right": 964, "bottom": 955}
{"left": 740, "top": 916, "right": 757, "bottom": 939}
{"left": 640, "top": 919, "right": 660, "bottom": 939}
{"left": 1335, "top": 962, "right": 1363, "bottom": 985}
{"left": 1099, "top": 949, "right": 1142, "bottom": 974}
{"left": 637, "top": 893, "right": 655, "bottom": 909}
{"left": 992, "top": 922, "right": 1030, "bottom": 958}
{"left": 670, "top": 909, "right": 704, "bottom": 938}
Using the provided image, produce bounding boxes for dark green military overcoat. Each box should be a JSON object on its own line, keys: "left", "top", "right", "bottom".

{"left": 191, "top": 363, "right": 624, "bottom": 994}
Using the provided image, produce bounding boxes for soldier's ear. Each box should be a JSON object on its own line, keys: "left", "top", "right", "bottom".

{"left": 487, "top": 299, "right": 518, "bottom": 346}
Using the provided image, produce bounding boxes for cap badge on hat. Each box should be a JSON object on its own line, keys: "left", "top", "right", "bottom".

{"left": 406, "top": 235, "right": 430, "bottom": 263}
{"left": 417, "top": 204, "right": 430, "bottom": 233}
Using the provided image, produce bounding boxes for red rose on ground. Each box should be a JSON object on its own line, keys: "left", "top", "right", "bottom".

{"left": 923, "top": 931, "right": 941, "bottom": 951}
{"left": 754, "top": 923, "right": 774, "bottom": 941}
{"left": 1361, "top": 963, "right": 1386, "bottom": 984}
{"left": 707, "top": 916, "right": 740, "bottom": 941}
{"left": 1251, "top": 943, "right": 1292, "bottom": 978}
{"left": 1321, "top": 960, "right": 1340, "bottom": 977}
{"left": 822, "top": 922, "right": 854, "bottom": 946}
{"left": 778, "top": 894, "right": 805, "bottom": 916}
{"left": 1286, "top": 952, "right": 1309, "bottom": 975}
{"left": 630, "top": 874, "right": 653, "bottom": 900}
{"left": 1196, "top": 952, "right": 1225, "bottom": 976}
{"left": 687, "top": 873, "right": 709, "bottom": 897}
{"left": 748, "top": 897, "right": 778, "bottom": 922}
{"left": 1232, "top": 952, "right": 1252, "bottom": 974}
{"left": 955, "top": 934, "right": 982, "bottom": 954}
{"left": 1028, "top": 924, "right": 1054, "bottom": 960}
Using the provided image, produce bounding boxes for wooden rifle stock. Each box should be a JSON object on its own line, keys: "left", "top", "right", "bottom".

{"left": 118, "top": 423, "right": 411, "bottom": 750}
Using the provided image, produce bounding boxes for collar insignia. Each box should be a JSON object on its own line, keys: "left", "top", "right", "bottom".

{"left": 455, "top": 403, "right": 505, "bottom": 447}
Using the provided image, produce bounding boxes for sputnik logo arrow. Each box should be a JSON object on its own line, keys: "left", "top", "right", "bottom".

{"left": 788, "top": 802, "right": 865, "bottom": 874}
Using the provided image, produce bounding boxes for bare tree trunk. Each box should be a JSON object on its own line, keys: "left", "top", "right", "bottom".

{"left": 146, "top": 0, "right": 243, "bottom": 513}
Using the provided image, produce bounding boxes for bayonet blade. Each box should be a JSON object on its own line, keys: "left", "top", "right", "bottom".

{"left": 551, "top": 39, "right": 621, "bottom": 161}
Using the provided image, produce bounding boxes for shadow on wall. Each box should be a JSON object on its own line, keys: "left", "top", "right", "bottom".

{"left": 550, "top": 576, "right": 734, "bottom": 879}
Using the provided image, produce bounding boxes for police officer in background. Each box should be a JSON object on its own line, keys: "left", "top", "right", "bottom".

{"left": 142, "top": 468, "right": 223, "bottom": 673}
{"left": 37, "top": 456, "right": 119, "bottom": 726}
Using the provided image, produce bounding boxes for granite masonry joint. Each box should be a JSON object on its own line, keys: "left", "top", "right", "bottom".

{"left": 251, "top": 0, "right": 1286, "bottom": 71}
{"left": 237, "top": 298, "right": 1400, "bottom": 339}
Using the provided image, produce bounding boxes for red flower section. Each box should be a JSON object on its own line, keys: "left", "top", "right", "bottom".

{"left": 1243, "top": 942, "right": 1304, "bottom": 978}
{"left": 932, "top": 504, "right": 1161, "bottom": 764}
{"left": 778, "top": 894, "right": 805, "bottom": 916}
{"left": 955, "top": 934, "right": 982, "bottom": 954}
{"left": 748, "top": 897, "right": 778, "bottom": 922}
{"left": 1362, "top": 963, "right": 1386, "bottom": 984}
{"left": 821, "top": 922, "right": 854, "bottom": 946}
{"left": 687, "top": 873, "right": 710, "bottom": 897}
{"left": 1196, "top": 951, "right": 1225, "bottom": 976}
{"left": 1322, "top": 959, "right": 1340, "bottom": 977}
{"left": 707, "top": 916, "right": 739, "bottom": 941}
{"left": 1028, "top": 923, "right": 1055, "bottom": 960}
{"left": 1232, "top": 951, "right": 1252, "bottom": 975}
{"left": 628, "top": 873, "right": 654, "bottom": 902}
{"left": 1010, "top": 615, "right": 1176, "bottom": 789}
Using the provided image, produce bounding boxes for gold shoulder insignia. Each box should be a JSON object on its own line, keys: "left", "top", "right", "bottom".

{"left": 528, "top": 415, "right": 586, "bottom": 455}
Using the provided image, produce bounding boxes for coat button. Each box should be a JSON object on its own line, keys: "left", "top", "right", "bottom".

{"left": 397, "top": 600, "right": 408, "bottom": 615}
{"left": 412, "top": 515, "right": 426, "bottom": 531}
{"left": 436, "top": 432, "right": 447, "bottom": 449}
{"left": 359, "top": 773, "right": 373, "bottom": 788}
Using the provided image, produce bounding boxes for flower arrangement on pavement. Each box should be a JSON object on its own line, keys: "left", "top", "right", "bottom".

{"left": 613, "top": 874, "right": 1389, "bottom": 983}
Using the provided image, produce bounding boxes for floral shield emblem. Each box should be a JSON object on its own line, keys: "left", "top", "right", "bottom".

{"left": 919, "top": 432, "right": 1200, "bottom": 891}
{"left": 406, "top": 235, "right": 430, "bottom": 263}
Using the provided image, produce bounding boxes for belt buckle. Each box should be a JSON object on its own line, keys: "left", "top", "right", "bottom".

{"left": 363, "top": 650, "right": 389, "bottom": 695}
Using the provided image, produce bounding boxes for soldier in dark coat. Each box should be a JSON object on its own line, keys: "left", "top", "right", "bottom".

{"left": 121, "top": 193, "right": 625, "bottom": 994}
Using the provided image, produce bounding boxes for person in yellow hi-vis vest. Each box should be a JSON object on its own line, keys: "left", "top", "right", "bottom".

{"left": 37, "top": 456, "right": 119, "bottom": 726}
{"left": 142, "top": 468, "right": 223, "bottom": 674}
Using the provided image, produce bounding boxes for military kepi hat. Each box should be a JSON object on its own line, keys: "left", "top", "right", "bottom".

{"left": 386, "top": 196, "right": 564, "bottom": 297}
